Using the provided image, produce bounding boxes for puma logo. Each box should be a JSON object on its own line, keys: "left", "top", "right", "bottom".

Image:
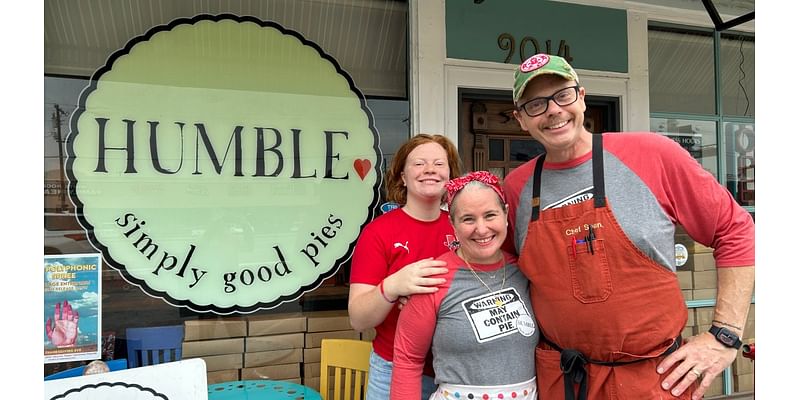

{"left": 393, "top": 241, "right": 410, "bottom": 253}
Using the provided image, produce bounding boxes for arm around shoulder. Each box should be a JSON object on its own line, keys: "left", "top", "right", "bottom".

{"left": 390, "top": 292, "right": 439, "bottom": 400}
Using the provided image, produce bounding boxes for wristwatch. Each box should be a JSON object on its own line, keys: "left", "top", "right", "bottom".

{"left": 708, "top": 325, "right": 742, "bottom": 349}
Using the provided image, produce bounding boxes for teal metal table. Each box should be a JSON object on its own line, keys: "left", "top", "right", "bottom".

{"left": 208, "top": 380, "right": 322, "bottom": 400}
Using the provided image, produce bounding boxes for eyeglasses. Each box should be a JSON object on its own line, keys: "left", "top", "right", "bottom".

{"left": 517, "top": 85, "right": 581, "bottom": 117}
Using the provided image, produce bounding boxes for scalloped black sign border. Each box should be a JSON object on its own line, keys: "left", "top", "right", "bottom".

{"left": 50, "top": 381, "right": 169, "bottom": 400}
{"left": 65, "top": 14, "right": 382, "bottom": 314}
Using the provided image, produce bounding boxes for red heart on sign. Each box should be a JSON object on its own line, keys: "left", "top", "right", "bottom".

{"left": 353, "top": 159, "right": 371, "bottom": 180}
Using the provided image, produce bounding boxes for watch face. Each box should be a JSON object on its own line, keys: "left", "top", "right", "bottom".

{"left": 719, "top": 331, "right": 736, "bottom": 346}
{"left": 712, "top": 326, "right": 741, "bottom": 348}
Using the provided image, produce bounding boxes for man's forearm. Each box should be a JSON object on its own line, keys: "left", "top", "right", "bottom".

{"left": 712, "top": 266, "right": 755, "bottom": 336}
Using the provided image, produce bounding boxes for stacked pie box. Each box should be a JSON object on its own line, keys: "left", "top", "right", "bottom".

{"left": 241, "top": 313, "right": 307, "bottom": 383}
{"left": 180, "top": 310, "right": 379, "bottom": 389}
{"left": 301, "top": 310, "right": 365, "bottom": 395}
{"left": 183, "top": 318, "right": 247, "bottom": 384}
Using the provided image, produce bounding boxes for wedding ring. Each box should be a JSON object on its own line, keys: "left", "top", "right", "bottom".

{"left": 690, "top": 369, "right": 702, "bottom": 378}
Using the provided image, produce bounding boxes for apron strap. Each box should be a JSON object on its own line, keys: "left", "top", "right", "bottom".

{"left": 592, "top": 133, "right": 606, "bottom": 208}
{"left": 530, "top": 154, "right": 547, "bottom": 221}
{"left": 541, "top": 333, "right": 683, "bottom": 400}
{"left": 561, "top": 349, "right": 589, "bottom": 400}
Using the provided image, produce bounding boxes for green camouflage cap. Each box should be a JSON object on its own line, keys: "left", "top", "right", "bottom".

{"left": 513, "top": 54, "right": 579, "bottom": 103}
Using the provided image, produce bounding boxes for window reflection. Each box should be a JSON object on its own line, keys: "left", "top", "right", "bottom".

{"left": 510, "top": 139, "right": 544, "bottom": 162}
{"left": 648, "top": 28, "right": 715, "bottom": 115}
{"left": 724, "top": 122, "right": 755, "bottom": 207}
{"left": 651, "top": 118, "right": 718, "bottom": 177}
{"left": 721, "top": 34, "right": 755, "bottom": 118}
{"left": 489, "top": 138, "right": 504, "bottom": 161}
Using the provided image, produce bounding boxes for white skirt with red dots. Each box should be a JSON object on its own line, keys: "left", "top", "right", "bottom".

{"left": 431, "top": 377, "right": 537, "bottom": 400}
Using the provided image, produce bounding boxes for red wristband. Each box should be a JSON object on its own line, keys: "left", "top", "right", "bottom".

{"left": 378, "top": 281, "right": 397, "bottom": 303}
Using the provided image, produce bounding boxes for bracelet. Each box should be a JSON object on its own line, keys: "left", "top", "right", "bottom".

{"left": 378, "top": 281, "right": 397, "bottom": 303}
{"left": 712, "top": 320, "right": 743, "bottom": 331}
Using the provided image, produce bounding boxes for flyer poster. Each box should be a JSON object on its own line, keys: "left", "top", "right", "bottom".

{"left": 44, "top": 253, "right": 102, "bottom": 364}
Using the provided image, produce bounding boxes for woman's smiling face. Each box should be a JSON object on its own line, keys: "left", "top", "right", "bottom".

{"left": 401, "top": 142, "right": 450, "bottom": 203}
{"left": 450, "top": 184, "right": 508, "bottom": 264}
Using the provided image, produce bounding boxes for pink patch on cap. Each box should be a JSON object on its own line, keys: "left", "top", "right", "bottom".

{"left": 520, "top": 54, "right": 550, "bottom": 73}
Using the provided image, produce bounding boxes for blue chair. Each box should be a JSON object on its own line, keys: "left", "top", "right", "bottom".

{"left": 44, "top": 359, "right": 128, "bottom": 381}
{"left": 126, "top": 325, "right": 184, "bottom": 368}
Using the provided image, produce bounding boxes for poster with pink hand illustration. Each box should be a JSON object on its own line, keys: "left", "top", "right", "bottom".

{"left": 44, "top": 253, "right": 102, "bottom": 364}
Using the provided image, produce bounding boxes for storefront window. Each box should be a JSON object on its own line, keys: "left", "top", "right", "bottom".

{"left": 648, "top": 28, "right": 715, "bottom": 115}
{"left": 648, "top": 24, "right": 755, "bottom": 211}
{"left": 44, "top": 0, "right": 409, "bottom": 379}
{"left": 721, "top": 33, "right": 755, "bottom": 118}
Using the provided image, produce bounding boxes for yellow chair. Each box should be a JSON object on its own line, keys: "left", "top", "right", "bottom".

{"left": 320, "top": 338, "right": 372, "bottom": 400}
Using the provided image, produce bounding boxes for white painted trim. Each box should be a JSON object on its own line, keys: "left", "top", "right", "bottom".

{"left": 443, "top": 60, "right": 630, "bottom": 143}
{"left": 443, "top": 62, "right": 515, "bottom": 145}
{"left": 408, "top": 0, "right": 421, "bottom": 137}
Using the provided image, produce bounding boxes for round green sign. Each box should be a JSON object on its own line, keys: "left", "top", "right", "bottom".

{"left": 66, "top": 15, "right": 381, "bottom": 313}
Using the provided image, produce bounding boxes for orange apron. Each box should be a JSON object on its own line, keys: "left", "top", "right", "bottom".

{"left": 519, "top": 134, "right": 694, "bottom": 400}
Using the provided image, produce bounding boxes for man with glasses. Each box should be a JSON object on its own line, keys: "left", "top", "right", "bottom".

{"left": 502, "top": 54, "right": 754, "bottom": 400}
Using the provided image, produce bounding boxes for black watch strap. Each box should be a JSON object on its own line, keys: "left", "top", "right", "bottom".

{"left": 709, "top": 325, "right": 742, "bottom": 349}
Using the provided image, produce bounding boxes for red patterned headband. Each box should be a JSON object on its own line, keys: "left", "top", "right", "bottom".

{"left": 445, "top": 171, "right": 506, "bottom": 208}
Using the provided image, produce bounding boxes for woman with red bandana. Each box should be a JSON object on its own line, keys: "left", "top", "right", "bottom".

{"left": 391, "top": 171, "right": 538, "bottom": 400}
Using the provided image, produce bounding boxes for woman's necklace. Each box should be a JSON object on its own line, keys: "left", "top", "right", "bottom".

{"left": 459, "top": 251, "right": 506, "bottom": 306}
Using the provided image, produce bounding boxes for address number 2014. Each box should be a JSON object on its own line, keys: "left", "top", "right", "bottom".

{"left": 498, "top": 33, "right": 573, "bottom": 64}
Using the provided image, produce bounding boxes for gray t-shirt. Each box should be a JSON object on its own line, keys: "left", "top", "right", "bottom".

{"left": 431, "top": 252, "right": 538, "bottom": 386}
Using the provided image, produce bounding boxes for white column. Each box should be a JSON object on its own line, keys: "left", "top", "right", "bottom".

{"left": 626, "top": 10, "right": 650, "bottom": 131}
{"left": 409, "top": 0, "right": 446, "bottom": 136}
